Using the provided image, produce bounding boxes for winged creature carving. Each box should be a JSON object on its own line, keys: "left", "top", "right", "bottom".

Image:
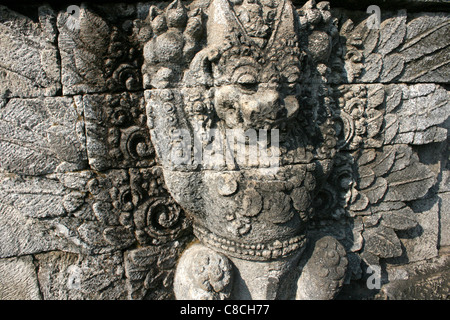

{"left": 0, "top": 0, "right": 448, "bottom": 300}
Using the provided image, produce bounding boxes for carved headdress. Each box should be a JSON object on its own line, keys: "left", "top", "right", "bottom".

{"left": 186, "top": 0, "right": 303, "bottom": 87}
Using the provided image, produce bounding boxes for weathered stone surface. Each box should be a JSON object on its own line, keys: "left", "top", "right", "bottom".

{"left": 35, "top": 251, "right": 79, "bottom": 300}
{"left": 332, "top": 84, "right": 449, "bottom": 152}
{"left": 327, "top": 0, "right": 450, "bottom": 11}
{"left": 0, "top": 202, "right": 72, "bottom": 258}
{"left": 125, "top": 240, "right": 189, "bottom": 300}
{"left": 83, "top": 93, "right": 154, "bottom": 171}
{"left": 143, "top": 0, "right": 350, "bottom": 300}
{"left": 379, "top": 253, "right": 450, "bottom": 300}
{"left": 364, "top": 226, "right": 404, "bottom": 259}
{"left": 0, "top": 5, "right": 61, "bottom": 99}
{"left": 0, "top": 0, "right": 448, "bottom": 301}
{"left": 0, "top": 165, "right": 190, "bottom": 257}
{"left": 296, "top": 236, "right": 348, "bottom": 300}
{"left": 0, "top": 97, "right": 87, "bottom": 176}
{"left": 388, "top": 85, "right": 450, "bottom": 145}
{"left": 0, "top": 174, "right": 72, "bottom": 219}
{"left": 36, "top": 251, "right": 127, "bottom": 300}
{"left": 339, "top": 10, "right": 450, "bottom": 84}
{"left": 439, "top": 192, "right": 450, "bottom": 247}
{"left": 397, "top": 197, "right": 440, "bottom": 262}
{"left": 398, "top": 13, "right": 450, "bottom": 83}
{"left": 58, "top": 5, "right": 141, "bottom": 95}
{"left": 0, "top": 255, "right": 41, "bottom": 300}
{"left": 440, "top": 170, "right": 450, "bottom": 193}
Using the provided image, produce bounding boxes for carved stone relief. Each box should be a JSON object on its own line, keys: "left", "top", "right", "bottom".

{"left": 0, "top": 0, "right": 448, "bottom": 300}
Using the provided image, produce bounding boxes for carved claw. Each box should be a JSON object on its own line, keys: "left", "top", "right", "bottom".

{"left": 174, "top": 243, "right": 233, "bottom": 300}
{"left": 296, "top": 236, "right": 348, "bottom": 300}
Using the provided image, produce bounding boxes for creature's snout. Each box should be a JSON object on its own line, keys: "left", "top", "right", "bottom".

{"left": 240, "top": 89, "right": 299, "bottom": 129}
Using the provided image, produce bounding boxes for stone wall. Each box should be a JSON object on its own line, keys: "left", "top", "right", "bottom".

{"left": 0, "top": 0, "right": 448, "bottom": 300}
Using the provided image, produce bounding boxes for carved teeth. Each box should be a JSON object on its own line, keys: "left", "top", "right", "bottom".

{"left": 194, "top": 225, "right": 306, "bottom": 261}
{"left": 272, "top": 249, "right": 281, "bottom": 258}
{"left": 272, "top": 240, "right": 283, "bottom": 249}
{"left": 262, "top": 250, "right": 272, "bottom": 259}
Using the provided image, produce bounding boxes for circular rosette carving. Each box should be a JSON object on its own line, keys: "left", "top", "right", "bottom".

{"left": 112, "top": 64, "right": 142, "bottom": 91}
{"left": 120, "top": 126, "right": 155, "bottom": 161}
{"left": 134, "top": 199, "right": 190, "bottom": 244}
{"left": 291, "top": 186, "right": 313, "bottom": 222}
{"left": 260, "top": 191, "right": 294, "bottom": 224}
{"left": 242, "top": 189, "right": 263, "bottom": 218}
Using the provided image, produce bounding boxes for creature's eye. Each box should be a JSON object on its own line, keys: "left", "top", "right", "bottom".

{"left": 237, "top": 74, "right": 258, "bottom": 92}
{"left": 232, "top": 64, "right": 258, "bottom": 89}
{"left": 237, "top": 74, "right": 257, "bottom": 85}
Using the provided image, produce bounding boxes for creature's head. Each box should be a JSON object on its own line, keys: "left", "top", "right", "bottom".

{"left": 185, "top": 0, "right": 303, "bottom": 132}
{"left": 211, "top": 58, "right": 301, "bottom": 131}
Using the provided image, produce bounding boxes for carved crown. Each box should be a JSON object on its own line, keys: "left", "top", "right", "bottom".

{"left": 204, "top": 0, "right": 303, "bottom": 86}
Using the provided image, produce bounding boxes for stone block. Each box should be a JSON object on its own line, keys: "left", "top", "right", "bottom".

{"left": 57, "top": 5, "right": 141, "bottom": 95}
{"left": 380, "top": 253, "right": 449, "bottom": 300}
{"left": 439, "top": 192, "right": 450, "bottom": 247}
{"left": 0, "top": 256, "right": 41, "bottom": 300}
{"left": 0, "top": 6, "right": 60, "bottom": 98}
{"left": 0, "top": 202, "right": 70, "bottom": 258}
{"left": 0, "top": 97, "right": 87, "bottom": 176}
{"left": 340, "top": 10, "right": 450, "bottom": 84}
{"left": 398, "top": 197, "right": 440, "bottom": 262}
{"left": 0, "top": 0, "right": 448, "bottom": 301}
{"left": 36, "top": 251, "right": 126, "bottom": 300}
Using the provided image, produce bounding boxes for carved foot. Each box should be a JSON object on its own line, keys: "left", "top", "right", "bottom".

{"left": 174, "top": 243, "right": 233, "bottom": 300}
{"left": 296, "top": 236, "right": 348, "bottom": 300}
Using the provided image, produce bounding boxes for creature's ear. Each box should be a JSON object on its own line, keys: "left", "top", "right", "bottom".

{"left": 184, "top": 48, "right": 217, "bottom": 87}
{"left": 148, "top": 6, "right": 159, "bottom": 21}
{"left": 147, "top": 5, "right": 167, "bottom": 35}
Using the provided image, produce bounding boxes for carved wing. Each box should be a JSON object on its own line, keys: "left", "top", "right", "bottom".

{"left": 0, "top": 5, "right": 61, "bottom": 99}
{"left": 338, "top": 9, "right": 450, "bottom": 84}
{"left": 57, "top": 4, "right": 142, "bottom": 94}
{"left": 0, "top": 4, "right": 192, "bottom": 300}
{"left": 312, "top": 9, "right": 450, "bottom": 286}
